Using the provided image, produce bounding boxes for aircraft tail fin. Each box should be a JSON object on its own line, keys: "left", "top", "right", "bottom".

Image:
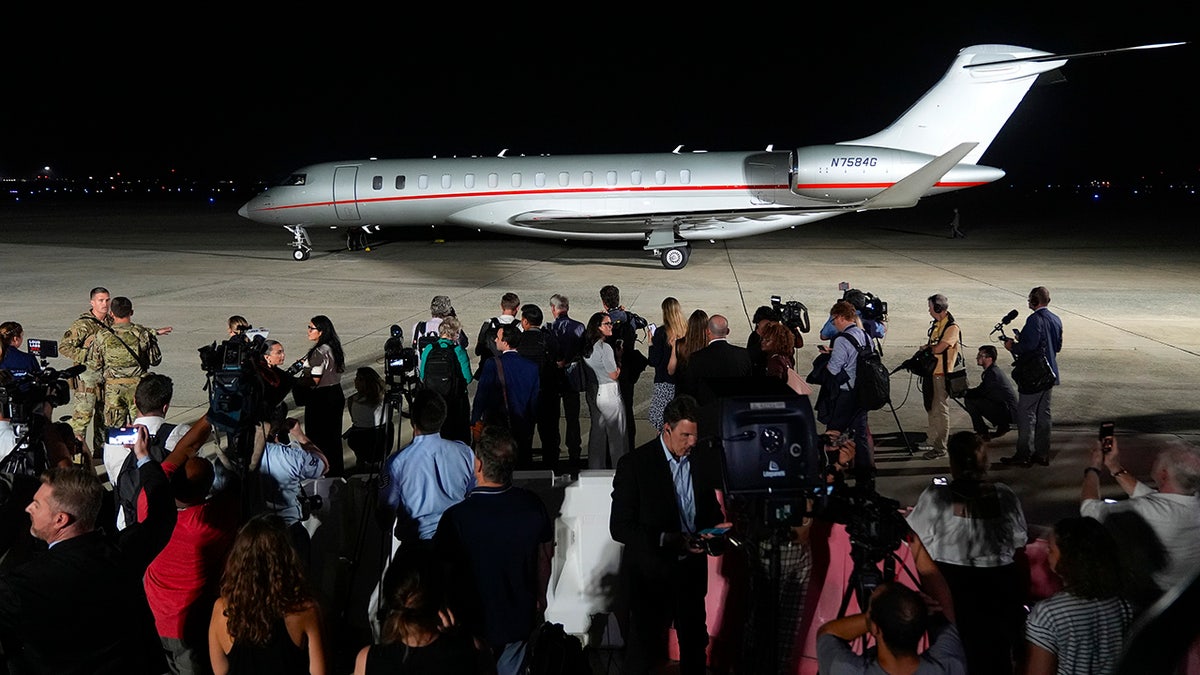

{"left": 843, "top": 45, "right": 1061, "bottom": 164}
{"left": 845, "top": 42, "right": 1186, "bottom": 165}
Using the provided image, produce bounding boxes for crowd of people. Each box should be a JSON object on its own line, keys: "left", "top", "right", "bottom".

{"left": 0, "top": 280, "right": 1197, "bottom": 675}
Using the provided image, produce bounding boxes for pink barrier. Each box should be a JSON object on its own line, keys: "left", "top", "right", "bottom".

{"left": 670, "top": 522, "right": 1063, "bottom": 674}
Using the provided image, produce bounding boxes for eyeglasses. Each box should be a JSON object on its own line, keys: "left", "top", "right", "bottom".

{"left": 306, "top": 325, "right": 317, "bottom": 331}
{"left": 601, "top": 321, "right": 613, "bottom": 327}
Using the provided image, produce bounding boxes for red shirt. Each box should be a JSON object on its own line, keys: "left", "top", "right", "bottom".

{"left": 141, "top": 461, "right": 239, "bottom": 638}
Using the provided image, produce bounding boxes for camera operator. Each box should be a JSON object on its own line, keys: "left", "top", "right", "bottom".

{"left": 820, "top": 289, "right": 888, "bottom": 341}
{"left": 601, "top": 284, "right": 649, "bottom": 449}
{"left": 813, "top": 301, "right": 874, "bottom": 481}
{"left": 817, "top": 582, "right": 965, "bottom": 675}
{"left": 0, "top": 322, "right": 41, "bottom": 378}
{"left": 920, "top": 294, "right": 962, "bottom": 461}
{"left": 1000, "top": 286, "right": 1063, "bottom": 468}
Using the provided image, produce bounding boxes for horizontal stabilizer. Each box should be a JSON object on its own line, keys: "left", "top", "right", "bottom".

{"left": 966, "top": 42, "right": 1188, "bottom": 68}
{"left": 862, "top": 142, "right": 978, "bottom": 209}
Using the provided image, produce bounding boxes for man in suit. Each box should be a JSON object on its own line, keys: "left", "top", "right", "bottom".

{"left": 675, "top": 314, "right": 753, "bottom": 407}
{"left": 0, "top": 425, "right": 176, "bottom": 675}
{"left": 610, "top": 395, "right": 730, "bottom": 675}
{"left": 471, "top": 326, "right": 540, "bottom": 464}
{"left": 1000, "top": 286, "right": 1064, "bottom": 467}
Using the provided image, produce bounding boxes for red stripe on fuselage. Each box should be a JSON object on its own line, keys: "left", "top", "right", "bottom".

{"left": 252, "top": 180, "right": 987, "bottom": 214}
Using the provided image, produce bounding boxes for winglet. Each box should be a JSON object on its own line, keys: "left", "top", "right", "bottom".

{"left": 862, "top": 143, "right": 979, "bottom": 209}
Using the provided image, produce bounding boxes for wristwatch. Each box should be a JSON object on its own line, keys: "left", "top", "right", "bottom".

{"left": 1083, "top": 466, "right": 1102, "bottom": 478}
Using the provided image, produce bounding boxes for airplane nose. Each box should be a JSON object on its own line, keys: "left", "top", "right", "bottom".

{"left": 237, "top": 203, "right": 250, "bottom": 219}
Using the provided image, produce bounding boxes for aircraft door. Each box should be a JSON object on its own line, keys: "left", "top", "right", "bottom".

{"left": 333, "top": 166, "right": 361, "bottom": 221}
{"left": 747, "top": 152, "right": 788, "bottom": 205}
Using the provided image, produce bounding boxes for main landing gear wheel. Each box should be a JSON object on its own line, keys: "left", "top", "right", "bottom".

{"left": 661, "top": 245, "right": 691, "bottom": 270}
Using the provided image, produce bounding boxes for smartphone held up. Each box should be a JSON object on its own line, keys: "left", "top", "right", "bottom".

{"left": 1099, "top": 421, "right": 1115, "bottom": 452}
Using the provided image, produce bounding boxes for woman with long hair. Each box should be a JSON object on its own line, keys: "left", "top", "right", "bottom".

{"left": 759, "top": 320, "right": 798, "bottom": 380}
{"left": 0, "top": 321, "right": 39, "bottom": 376}
{"left": 646, "top": 297, "right": 687, "bottom": 430}
{"left": 345, "top": 367, "right": 387, "bottom": 469}
{"left": 906, "top": 431, "right": 1028, "bottom": 675}
{"left": 353, "top": 548, "right": 487, "bottom": 674}
{"left": 300, "top": 315, "right": 346, "bottom": 476}
{"left": 583, "top": 311, "right": 626, "bottom": 469}
{"left": 209, "top": 515, "right": 327, "bottom": 675}
{"left": 667, "top": 309, "right": 709, "bottom": 382}
{"left": 1023, "top": 516, "right": 1132, "bottom": 675}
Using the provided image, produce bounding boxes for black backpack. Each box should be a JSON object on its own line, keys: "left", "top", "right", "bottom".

{"left": 421, "top": 340, "right": 463, "bottom": 399}
{"left": 838, "top": 332, "right": 891, "bottom": 410}
{"left": 413, "top": 320, "right": 441, "bottom": 354}
{"left": 523, "top": 621, "right": 590, "bottom": 675}
{"left": 115, "top": 422, "right": 176, "bottom": 527}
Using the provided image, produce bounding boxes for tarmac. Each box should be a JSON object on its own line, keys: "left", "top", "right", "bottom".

{"left": 3, "top": 191, "right": 1199, "bottom": 533}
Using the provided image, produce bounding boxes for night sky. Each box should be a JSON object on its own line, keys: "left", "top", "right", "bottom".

{"left": 3, "top": 12, "right": 1193, "bottom": 185}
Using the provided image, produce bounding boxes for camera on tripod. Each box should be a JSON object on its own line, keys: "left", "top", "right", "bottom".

{"left": 383, "top": 325, "right": 418, "bottom": 382}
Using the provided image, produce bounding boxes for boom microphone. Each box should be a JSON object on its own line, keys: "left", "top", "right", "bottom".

{"left": 990, "top": 310, "right": 1019, "bottom": 335}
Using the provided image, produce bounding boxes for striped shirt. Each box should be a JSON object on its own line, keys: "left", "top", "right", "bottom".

{"left": 1025, "top": 592, "right": 1132, "bottom": 675}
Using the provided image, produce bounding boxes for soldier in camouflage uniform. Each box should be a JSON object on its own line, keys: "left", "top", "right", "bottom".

{"left": 60, "top": 287, "right": 112, "bottom": 452}
{"left": 85, "top": 296, "right": 163, "bottom": 430}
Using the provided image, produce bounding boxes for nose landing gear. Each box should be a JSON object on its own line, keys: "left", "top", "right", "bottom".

{"left": 285, "top": 225, "right": 312, "bottom": 261}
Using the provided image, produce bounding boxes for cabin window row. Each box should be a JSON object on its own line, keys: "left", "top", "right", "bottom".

{"left": 371, "top": 169, "right": 693, "bottom": 191}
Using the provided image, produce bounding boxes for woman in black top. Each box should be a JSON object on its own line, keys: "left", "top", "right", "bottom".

{"left": 299, "top": 315, "right": 346, "bottom": 476}
{"left": 354, "top": 549, "right": 490, "bottom": 674}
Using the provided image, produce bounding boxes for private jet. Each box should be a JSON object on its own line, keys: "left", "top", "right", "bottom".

{"left": 238, "top": 42, "right": 1182, "bottom": 269}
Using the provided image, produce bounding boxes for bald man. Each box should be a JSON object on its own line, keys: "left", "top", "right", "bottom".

{"left": 674, "top": 314, "right": 753, "bottom": 407}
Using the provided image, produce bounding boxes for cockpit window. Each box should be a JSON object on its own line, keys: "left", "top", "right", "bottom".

{"left": 280, "top": 174, "right": 306, "bottom": 186}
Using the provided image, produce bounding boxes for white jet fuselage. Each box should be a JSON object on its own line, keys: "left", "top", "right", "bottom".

{"left": 239, "top": 147, "right": 1001, "bottom": 241}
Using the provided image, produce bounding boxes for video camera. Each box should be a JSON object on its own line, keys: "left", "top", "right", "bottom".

{"left": 840, "top": 285, "right": 887, "bottom": 323}
{"left": 817, "top": 483, "right": 909, "bottom": 564}
{"left": 0, "top": 339, "right": 78, "bottom": 425}
{"left": 384, "top": 325, "right": 418, "bottom": 382}
{"left": 770, "top": 295, "right": 811, "bottom": 334}
{"left": 0, "top": 367, "right": 78, "bottom": 426}
{"left": 198, "top": 333, "right": 271, "bottom": 439}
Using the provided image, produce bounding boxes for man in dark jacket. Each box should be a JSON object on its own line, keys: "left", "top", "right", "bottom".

{"left": 963, "top": 345, "right": 1018, "bottom": 439}
{"left": 674, "top": 314, "right": 753, "bottom": 407}
{"left": 610, "top": 395, "right": 730, "bottom": 675}
{"left": 0, "top": 424, "right": 176, "bottom": 675}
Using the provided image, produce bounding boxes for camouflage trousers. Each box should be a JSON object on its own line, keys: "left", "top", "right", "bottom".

{"left": 68, "top": 377, "right": 106, "bottom": 452}
{"left": 102, "top": 380, "right": 140, "bottom": 430}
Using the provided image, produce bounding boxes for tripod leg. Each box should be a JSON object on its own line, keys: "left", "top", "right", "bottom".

{"left": 888, "top": 400, "right": 915, "bottom": 456}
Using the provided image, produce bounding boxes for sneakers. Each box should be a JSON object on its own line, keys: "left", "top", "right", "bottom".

{"left": 922, "top": 447, "right": 947, "bottom": 460}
